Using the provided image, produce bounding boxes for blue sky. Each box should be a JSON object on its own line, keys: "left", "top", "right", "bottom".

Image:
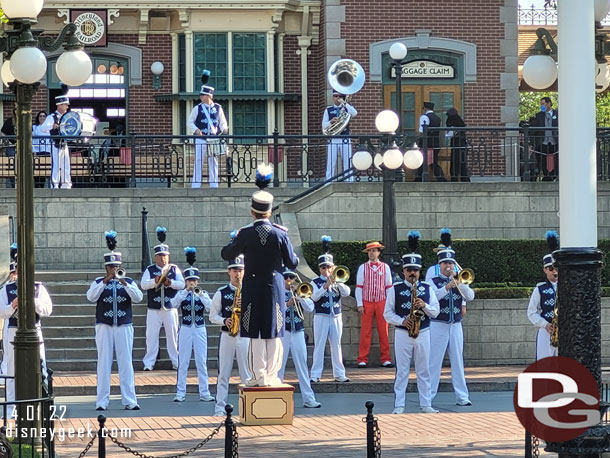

{"left": 519, "top": 0, "right": 550, "bottom": 7}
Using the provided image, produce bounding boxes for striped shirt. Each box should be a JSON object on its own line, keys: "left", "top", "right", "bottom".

{"left": 356, "top": 261, "right": 393, "bottom": 304}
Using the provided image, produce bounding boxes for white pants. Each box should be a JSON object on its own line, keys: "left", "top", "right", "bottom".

{"left": 215, "top": 332, "right": 251, "bottom": 414}
{"left": 143, "top": 308, "right": 179, "bottom": 368}
{"left": 279, "top": 331, "right": 317, "bottom": 405}
{"left": 2, "top": 323, "right": 47, "bottom": 418}
{"left": 248, "top": 337, "right": 283, "bottom": 386}
{"left": 310, "top": 314, "right": 346, "bottom": 379}
{"left": 51, "top": 143, "right": 71, "bottom": 189}
{"left": 536, "top": 327, "right": 558, "bottom": 360}
{"left": 393, "top": 328, "right": 433, "bottom": 408}
{"left": 429, "top": 321, "right": 469, "bottom": 403}
{"left": 325, "top": 138, "right": 353, "bottom": 182}
{"left": 193, "top": 138, "right": 219, "bottom": 188}
{"left": 95, "top": 324, "right": 137, "bottom": 408}
{"left": 176, "top": 325, "right": 210, "bottom": 397}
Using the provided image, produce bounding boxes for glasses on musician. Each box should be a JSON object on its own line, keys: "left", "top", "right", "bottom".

{"left": 286, "top": 275, "right": 296, "bottom": 280}
{"left": 546, "top": 266, "right": 556, "bottom": 272}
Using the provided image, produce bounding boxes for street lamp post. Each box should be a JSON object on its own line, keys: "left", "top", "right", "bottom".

{"left": 0, "top": 0, "right": 92, "bottom": 418}
{"left": 353, "top": 110, "right": 423, "bottom": 280}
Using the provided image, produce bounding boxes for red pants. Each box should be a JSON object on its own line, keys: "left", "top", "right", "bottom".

{"left": 357, "top": 300, "right": 391, "bottom": 364}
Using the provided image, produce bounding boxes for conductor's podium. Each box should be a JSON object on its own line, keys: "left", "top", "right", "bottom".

{"left": 239, "top": 384, "right": 294, "bottom": 425}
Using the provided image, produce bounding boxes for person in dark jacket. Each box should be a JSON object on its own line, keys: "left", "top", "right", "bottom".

{"left": 221, "top": 164, "right": 299, "bottom": 387}
{"left": 416, "top": 102, "right": 447, "bottom": 182}
{"left": 533, "top": 97, "right": 558, "bottom": 181}
{"left": 446, "top": 108, "right": 470, "bottom": 182}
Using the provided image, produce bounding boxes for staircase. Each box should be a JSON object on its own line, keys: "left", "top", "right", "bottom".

{"left": 38, "top": 270, "right": 229, "bottom": 371}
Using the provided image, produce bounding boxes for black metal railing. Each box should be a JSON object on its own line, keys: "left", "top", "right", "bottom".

{"left": 2, "top": 127, "right": 610, "bottom": 187}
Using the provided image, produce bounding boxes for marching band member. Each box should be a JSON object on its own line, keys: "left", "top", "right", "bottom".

{"left": 39, "top": 86, "right": 72, "bottom": 189}
{"left": 384, "top": 231, "right": 439, "bottom": 414}
{"left": 210, "top": 254, "right": 251, "bottom": 416}
{"left": 221, "top": 164, "right": 299, "bottom": 387}
{"left": 527, "top": 230, "right": 559, "bottom": 360}
{"left": 279, "top": 268, "right": 321, "bottom": 408}
{"left": 0, "top": 243, "right": 53, "bottom": 418}
{"left": 141, "top": 227, "right": 185, "bottom": 371}
{"left": 86, "top": 231, "right": 143, "bottom": 411}
{"left": 429, "top": 228, "right": 474, "bottom": 406}
{"left": 355, "top": 241, "right": 393, "bottom": 368}
{"left": 187, "top": 70, "right": 228, "bottom": 189}
{"left": 310, "top": 236, "right": 350, "bottom": 383}
{"left": 172, "top": 247, "right": 214, "bottom": 402}
{"left": 323, "top": 91, "right": 357, "bottom": 182}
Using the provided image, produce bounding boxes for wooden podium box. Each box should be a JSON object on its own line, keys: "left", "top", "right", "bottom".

{"left": 238, "top": 384, "right": 294, "bottom": 426}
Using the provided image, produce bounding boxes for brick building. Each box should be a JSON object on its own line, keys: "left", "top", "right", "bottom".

{"left": 0, "top": 1, "right": 518, "bottom": 177}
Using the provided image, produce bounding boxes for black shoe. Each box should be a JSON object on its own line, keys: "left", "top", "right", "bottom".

{"left": 96, "top": 406, "right": 106, "bottom": 411}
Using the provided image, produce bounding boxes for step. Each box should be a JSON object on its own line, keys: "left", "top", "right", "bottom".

{"left": 47, "top": 357, "right": 221, "bottom": 372}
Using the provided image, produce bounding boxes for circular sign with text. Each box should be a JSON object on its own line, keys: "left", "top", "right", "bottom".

{"left": 73, "top": 12, "right": 105, "bottom": 46}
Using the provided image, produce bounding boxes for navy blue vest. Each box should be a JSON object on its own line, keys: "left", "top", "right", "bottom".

{"left": 6, "top": 281, "right": 41, "bottom": 328}
{"left": 312, "top": 277, "right": 342, "bottom": 315}
{"left": 194, "top": 103, "right": 222, "bottom": 134}
{"left": 431, "top": 276, "right": 464, "bottom": 323}
{"left": 94, "top": 278, "right": 134, "bottom": 326}
{"left": 537, "top": 281, "right": 556, "bottom": 324}
{"left": 178, "top": 292, "right": 207, "bottom": 328}
{"left": 218, "top": 284, "right": 237, "bottom": 333}
{"left": 425, "top": 112, "right": 441, "bottom": 149}
{"left": 326, "top": 105, "right": 350, "bottom": 135}
{"left": 284, "top": 289, "right": 305, "bottom": 332}
{"left": 393, "top": 281, "right": 432, "bottom": 331}
{"left": 145, "top": 264, "right": 179, "bottom": 309}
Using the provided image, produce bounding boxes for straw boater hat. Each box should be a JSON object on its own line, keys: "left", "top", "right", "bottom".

{"left": 544, "top": 230, "right": 559, "bottom": 268}
{"left": 362, "top": 241, "right": 385, "bottom": 253}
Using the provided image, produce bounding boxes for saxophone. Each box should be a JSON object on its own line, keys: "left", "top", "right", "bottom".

{"left": 408, "top": 281, "right": 425, "bottom": 338}
{"left": 228, "top": 280, "right": 242, "bottom": 337}
{"left": 550, "top": 288, "right": 558, "bottom": 347}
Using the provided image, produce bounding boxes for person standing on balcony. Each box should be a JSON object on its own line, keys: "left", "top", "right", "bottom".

{"left": 141, "top": 227, "right": 185, "bottom": 371}
{"left": 322, "top": 91, "right": 357, "bottom": 182}
{"left": 86, "top": 231, "right": 143, "bottom": 411}
{"left": 446, "top": 108, "right": 470, "bottom": 182}
{"left": 187, "top": 70, "right": 228, "bottom": 189}
{"left": 533, "top": 97, "right": 558, "bottom": 181}
{"left": 416, "top": 102, "right": 447, "bottom": 182}
{"left": 355, "top": 241, "right": 393, "bottom": 369}
{"left": 40, "top": 87, "right": 72, "bottom": 189}
{"left": 527, "top": 230, "right": 559, "bottom": 360}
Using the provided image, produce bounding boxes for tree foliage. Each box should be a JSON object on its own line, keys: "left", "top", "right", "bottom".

{"left": 520, "top": 91, "right": 610, "bottom": 127}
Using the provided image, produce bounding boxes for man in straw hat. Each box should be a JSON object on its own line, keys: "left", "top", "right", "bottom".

{"left": 221, "top": 163, "right": 299, "bottom": 387}
{"left": 355, "top": 241, "right": 393, "bottom": 368}
{"left": 527, "top": 230, "right": 559, "bottom": 360}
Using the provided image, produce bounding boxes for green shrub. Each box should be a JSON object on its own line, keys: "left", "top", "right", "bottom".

{"left": 302, "top": 239, "right": 609, "bottom": 286}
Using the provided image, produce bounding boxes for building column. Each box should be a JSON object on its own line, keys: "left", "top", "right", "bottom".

{"left": 297, "top": 36, "right": 312, "bottom": 136}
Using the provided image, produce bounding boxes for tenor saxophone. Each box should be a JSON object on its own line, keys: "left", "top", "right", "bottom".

{"left": 228, "top": 280, "right": 242, "bottom": 337}
{"left": 550, "top": 289, "right": 559, "bottom": 347}
{"left": 408, "top": 281, "right": 425, "bottom": 339}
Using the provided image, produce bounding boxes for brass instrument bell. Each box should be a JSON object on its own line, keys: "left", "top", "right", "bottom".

{"left": 115, "top": 267, "right": 126, "bottom": 280}
{"left": 295, "top": 282, "right": 313, "bottom": 298}
{"left": 333, "top": 265, "right": 350, "bottom": 284}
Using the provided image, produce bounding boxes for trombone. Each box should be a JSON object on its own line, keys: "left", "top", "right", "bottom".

{"left": 451, "top": 262, "right": 474, "bottom": 296}
{"left": 330, "top": 265, "right": 350, "bottom": 287}
{"left": 291, "top": 282, "right": 313, "bottom": 321}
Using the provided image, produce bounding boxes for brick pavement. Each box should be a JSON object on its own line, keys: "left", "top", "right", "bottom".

{"left": 52, "top": 412, "right": 555, "bottom": 457}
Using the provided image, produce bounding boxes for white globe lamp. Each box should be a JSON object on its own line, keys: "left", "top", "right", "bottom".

{"left": 403, "top": 145, "right": 424, "bottom": 170}
{"left": 10, "top": 47, "right": 46, "bottom": 84}
{"left": 389, "top": 42, "right": 407, "bottom": 61}
{"left": 594, "top": 0, "right": 610, "bottom": 22}
{"left": 352, "top": 148, "right": 373, "bottom": 171}
{"left": 56, "top": 50, "right": 92, "bottom": 87}
{"left": 151, "top": 61, "right": 164, "bottom": 76}
{"left": 373, "top": 153, "right": 384, "bottom": 170}
{"left": 0, "top": 0, "right": 44, "bottom": 19}
{"left": 1, "top": 61, "right": 15, "bottom": 87}
{"left": 375, "top": 110, "right": 400, "bottom": 134}
{"left": 522, "top": 54, "right": 557, "bottom": 90}
{"left": 383, "top": 146, "right": 404, "bottom": 170}
{"left": 596, "top": 62, "right": 610, "bottom": 94}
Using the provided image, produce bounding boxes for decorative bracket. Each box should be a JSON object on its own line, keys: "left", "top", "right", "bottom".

{"left": 139, "top": 9, "right": 150, "bottom": 44}
{"left": 178, "top": 9, "right": 190, "bottom": 29}
{"left": 39, "top": 23, "right": 78, "bottom": 53}
{"left": 57, "top": 9, "right": 69, "bottom": 24}
{"left": 533, "top": 27, "right": 558, "bottom": 57}
{"left": 108, "top": 9, "right": 120, "bottom": 26}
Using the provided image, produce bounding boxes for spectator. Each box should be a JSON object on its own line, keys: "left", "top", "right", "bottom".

{"left": 533, "top": 97, "right": 558, "bottom": 181}
{"left": 1, "top": 117, "right": 15, "bottom": 188}
{"left": 446, "top": 108, "right": 470, "bottom": 182}
{"left": 32, "top": 111, "right": 50, "bottom": 156}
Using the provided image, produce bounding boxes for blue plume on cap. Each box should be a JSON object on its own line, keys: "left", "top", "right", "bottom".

{"left": 156, "top": 226, "right": 167, "bottom": 243}
{"left": 545, "top": 230, "right": 559, "bottom": 252}
{"left": 255, "top": 163, "right": 273, "bottom": 190}
{"left": 10, "top": 242, "right": 16, "bottom": 261}
{"left": 321, "top": 235, "right": 332, "bottom": 254}
{"left": 105, "top": 230, "right": 118, "bottom": 251}
{"left": 407, "top": 230, "right": 421, "bottom": 253}
{"left": 184, "top": 246, "right": 196, "bottom": 266}
{"left": 440, "top": 227, "right": 452, "bottom": 247}
{"left": 201, "top": 70, "right": 211, "bottom": 84}
{"left": 230, "top": 230, "right": 238, "bottom": 240}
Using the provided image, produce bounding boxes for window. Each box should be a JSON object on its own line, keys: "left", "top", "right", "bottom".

{"left": 233, "top": 33, "right": 266, "bottom": 91}
{"left": 232, "top": 101, "right": 266, "bottom": 138}
{"left": 193, "top": 33, "right": 227, "bottom": 91}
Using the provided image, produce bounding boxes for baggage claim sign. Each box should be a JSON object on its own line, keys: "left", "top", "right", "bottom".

{"left": 391, "top": 60, "right": 455, "bottom": 79}
{"left": 70, "top": 10, "right": 108, "bottom": 47}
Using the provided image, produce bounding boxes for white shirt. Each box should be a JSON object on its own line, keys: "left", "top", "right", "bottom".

{"left": 418, "top": 110, "right": 434, "bottom": 134}
{"left": 170, "top": 288, "right": 212, "bottom": 311}
{"left": 209, "top": 283, "right": 237, "bottom": 327}
{"left": 311, "top": 276, "right": 350, "bottom": 316}
{"left": 527, "top": 281, "right": 557, "bottom": 329}
{"left": 140, "top": 265, "right": 185, "bottom": 291}
{"left": 383, "top": 280, "right": 440, "bottom": 327}
{"left": 432, "top": 274, "right": 475, "bottom": 303}
{"left": 0, "top": 281, "right": 53, "bottom": 319}
{"left": 86, "top": 277, "right": 143, "bottom": 303}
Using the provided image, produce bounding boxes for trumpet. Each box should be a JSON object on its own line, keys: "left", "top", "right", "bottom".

{"left": 193, "top": 285, "right": 203, "bottom": 296}
{"left": 115, "top": 267, "right": 126, "bottom": 280}
{"left": 331, "top": 265, "right": 350, "bottom": 284}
